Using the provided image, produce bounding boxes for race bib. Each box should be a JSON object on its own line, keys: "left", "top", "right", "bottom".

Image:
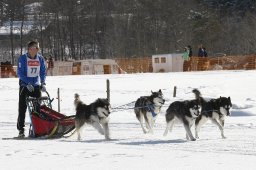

{"left": 27, "top": 57, "right": 40, "bottom": 77}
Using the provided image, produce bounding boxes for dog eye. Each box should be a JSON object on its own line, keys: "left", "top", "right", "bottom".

{"left": 193, "top": 106, "right": 198, "bottom": 109}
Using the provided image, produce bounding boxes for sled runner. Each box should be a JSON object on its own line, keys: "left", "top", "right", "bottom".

{"left": 26, "top": 91, "right": 76, "bottom": 138}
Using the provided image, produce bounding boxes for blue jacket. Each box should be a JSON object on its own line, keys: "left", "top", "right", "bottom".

{"left": 17, "top": 53, "right": 46, "bottom": 87}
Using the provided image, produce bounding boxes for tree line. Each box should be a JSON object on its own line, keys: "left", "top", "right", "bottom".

{"left": 0, "top": 0, "right": 255, "bottom": 64}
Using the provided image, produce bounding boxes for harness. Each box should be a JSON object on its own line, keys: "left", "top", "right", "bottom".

{"left": 146, "top": 105, "right": 157, "bottom": 117}
{"left": 111, "top": 102, "right": 161, "bottom": 117}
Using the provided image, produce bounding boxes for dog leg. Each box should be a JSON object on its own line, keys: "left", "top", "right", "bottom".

{"left": 183, "top": 122, "right": 196, "bottom": 141}
{"left": 75, "top": 120, "right": 83, "bottom": 141}
{"left": 212, "top": 119, "right": 226, "bottom": 139}
{"left": 195, "top": 116, "right": 208, "bottom": 139}
{"left": 136, "top": 112, "right": 147, "bottom": 134}
{"left": 92, "top": 121, "right": 105, "bottom": 135}
{"left": 163, "top": 120, "right": 174, "bottom": 136}
{"left": 145, "top": 112, "right": 153, "bottom": 134}
{"left": 102, "top": 123, "right": 110, "bottom": 140}
{"left": 220, "top": 119, "right": 225, "bottom": 127}
{"left": 139, "top": 117, "right": 147, "bottom": 134}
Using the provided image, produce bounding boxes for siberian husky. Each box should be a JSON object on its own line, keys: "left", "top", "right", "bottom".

{"left": 74, "top": 95, "right": 111, "bottom": 140}
{"left": 193, "top": 89, "right": 232, "bottom": 139}
{"left": 134, "top": 89, "right": 165, "bottom": 134}
{"left": 163, "top": 89, "right": 201, "bottom": 141}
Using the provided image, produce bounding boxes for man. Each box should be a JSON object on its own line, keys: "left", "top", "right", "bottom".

{"left": 17, "top": 41, "right": 47, "bottom": 138}
{"left": 182, "top": 46, "right": 190, "bottom": 71}
{"left": 47, "top": 55, "right": 54, "bottom": 76}
{"left": 198, "top": 44, "right": 204, "bottom": 57}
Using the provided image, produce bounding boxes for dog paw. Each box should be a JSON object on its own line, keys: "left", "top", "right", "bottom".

{"left": 163, "top": 131, "right": 168, "bottom": 136}
{"left": 105, "top": 137, "right": 111, "bottom": 141}
{"left": 142, "top": 130, "right": 147, "bottom": 134}
{"left": 191, "top": 138, "right": 196, "bottom": 141}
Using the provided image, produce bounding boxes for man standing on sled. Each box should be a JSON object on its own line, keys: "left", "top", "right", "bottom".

{"left": 17, "top": 40, "right": 47, "bottom": 138}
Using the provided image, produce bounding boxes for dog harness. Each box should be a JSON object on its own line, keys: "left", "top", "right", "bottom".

{"left": 147, "top": 105, "right": 157, "bottom": 117}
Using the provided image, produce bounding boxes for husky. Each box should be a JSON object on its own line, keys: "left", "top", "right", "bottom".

{"left": 163, "top": 89, "right": 201, "bottom": 141}
{"left": 193, "top": 89, "right": 232, "bottom": 139}
{"left": 74, "top": 96, "right": 111, "bottom": 140}
{"left": 134, "top": 89, "right": 165, "bottom": 134}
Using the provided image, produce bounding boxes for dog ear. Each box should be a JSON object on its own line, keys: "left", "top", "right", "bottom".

{"left": 228, "top": 97, "right": 232, "bottom": 106}
{"left": 219, "top": 97, "right": 222, "bottom": 104}
{"left": 74, "top": 93, "right": 79, "bottom": 99}
{"left": 159, "top": 89, "right": 162, "bottom": 93}
{"left": 151, "top": 90, "right": 153, "bottom": 94}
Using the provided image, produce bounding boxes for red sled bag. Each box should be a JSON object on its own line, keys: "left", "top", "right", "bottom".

{"left": 26, "top": 92, "right": 75, "bottom": 138}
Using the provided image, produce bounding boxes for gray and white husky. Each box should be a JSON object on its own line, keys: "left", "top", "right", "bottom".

{"left": 74, "top": 95, "right": 111, "bottom": 140}
{"left": 134, "top": 89, "right": 165, "bottom": 134}
{"left": 193, "top": 89, "right": 232, "bottom": 139}
{"left": 163, "top": 89, "right": 201, "bottom": 141}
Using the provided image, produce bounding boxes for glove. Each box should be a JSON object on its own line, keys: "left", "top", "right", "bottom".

{"left": 41, "top": 85, "right": 46, "bottom": 92}
{"left": 26, "top": 84, "right": 34, "bottom": 92}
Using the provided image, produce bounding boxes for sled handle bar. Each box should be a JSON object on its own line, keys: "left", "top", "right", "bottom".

{"left": 26, "top": 91, "right": 53, "bottom": 103}
{"left": 26, "top": 96, "right": 49, "bottom": 102}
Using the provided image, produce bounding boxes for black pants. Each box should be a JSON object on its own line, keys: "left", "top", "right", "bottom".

{"left": 17, "top": 86, "right": 41, "bottom": 132}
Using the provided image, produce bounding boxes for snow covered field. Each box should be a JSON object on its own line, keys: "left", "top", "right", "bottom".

{"left": 1, "top": 70, "right": 256, "bottom": 169}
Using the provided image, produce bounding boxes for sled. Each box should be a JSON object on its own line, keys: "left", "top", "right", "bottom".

{"left": 26, "top": 91, "right": 76, "bottom": 139}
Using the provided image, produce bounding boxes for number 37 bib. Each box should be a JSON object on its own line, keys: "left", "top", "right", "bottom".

{"left": 27, "top": 57, "right": 40, "bottom": 77}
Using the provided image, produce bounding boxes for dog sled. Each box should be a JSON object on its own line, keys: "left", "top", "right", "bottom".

{"left": 26, "top": 91, "right": 76, "bottom": 139}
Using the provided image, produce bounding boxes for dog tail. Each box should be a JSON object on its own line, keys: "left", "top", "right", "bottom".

{"left": 192, "top": 89, "right": 201, "bottom": 100}
{"left": 74, "top": 93, "right": 81, "bottom": 107}
{"left": 192, "top": 89, "right": 204, "bottom": 105}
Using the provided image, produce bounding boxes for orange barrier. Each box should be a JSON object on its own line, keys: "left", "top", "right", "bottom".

{"left": 0, "top": 65, "right": 17, "bottom": 78}
{"left": 183, "top": 55, "right": 256, "bottom": 71}
{"left": 116, "top": 57, "right": 152, "bottom": 73}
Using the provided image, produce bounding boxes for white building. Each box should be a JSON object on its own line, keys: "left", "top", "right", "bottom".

{"left": 152, "top": 53, "right": 183, "bottom": 72}
{"left": 52, "top": 59, "right": 122, "bottom": 76}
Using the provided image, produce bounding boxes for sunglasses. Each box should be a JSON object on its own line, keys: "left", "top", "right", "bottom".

{"left": 30, "top": 46, "right": 39, "bottom": 50}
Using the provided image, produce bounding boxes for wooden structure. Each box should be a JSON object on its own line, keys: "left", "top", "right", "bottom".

{"left": 115, "top": 57, "right": 152, "bottom": 73}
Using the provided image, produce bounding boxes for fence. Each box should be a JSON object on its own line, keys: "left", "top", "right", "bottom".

{"left": 1, "top": 55, "right": 255, "bottom": 78}
{"left": 115, "top": 57, "right": 152, "bottom": 73}
{"left": 183, "top": 55, "right": 256, "bottom": 71}
{"left": 0, "top": 64, "right": 17, "bottom": 78}
{"left": 116, "top": 55, "right": 256, "bottom": 73}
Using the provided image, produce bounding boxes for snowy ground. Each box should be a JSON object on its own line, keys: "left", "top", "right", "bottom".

{"left": 1, "top": 70, "right": 256, "bottom": 169}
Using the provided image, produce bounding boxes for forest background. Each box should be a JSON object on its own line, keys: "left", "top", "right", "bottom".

{"left": 0, "top": 0, "right": 255, "bottom": 64}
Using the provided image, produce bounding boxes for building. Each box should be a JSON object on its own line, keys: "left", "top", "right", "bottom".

{"left": 152, "top": 53, "right": 183, "bottom": 72}
{"left": 52, "top": 59, "right": 123, "bottom": 76}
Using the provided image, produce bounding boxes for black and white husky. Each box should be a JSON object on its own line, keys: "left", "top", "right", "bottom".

{"left": 163, "top": 89, "right": 201, "bottom": 141}
{"left": 193, "top": 89, "right": 232, "bottom": 139}
{"left": 134, "top": 89, "right": 165, "bottom": 134}
{"left": 74, "top": 95, "right": 111, "bottom": 140}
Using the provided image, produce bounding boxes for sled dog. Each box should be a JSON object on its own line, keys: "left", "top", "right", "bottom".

{"left": 74, "top": 95, "right": 111, "bottom": 140}
{"left": 163, "top": 89, "right": 201, "bottom": 141}
{"left": 193, "top": 89, "right": 232, "bottom": 139}
{"left": 134, "top": 89, "right": 165, "bottom": 134}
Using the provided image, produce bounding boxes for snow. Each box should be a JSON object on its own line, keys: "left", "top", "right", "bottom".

{"left": 1, "top": 70, "right": 256, "bottom": 169}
